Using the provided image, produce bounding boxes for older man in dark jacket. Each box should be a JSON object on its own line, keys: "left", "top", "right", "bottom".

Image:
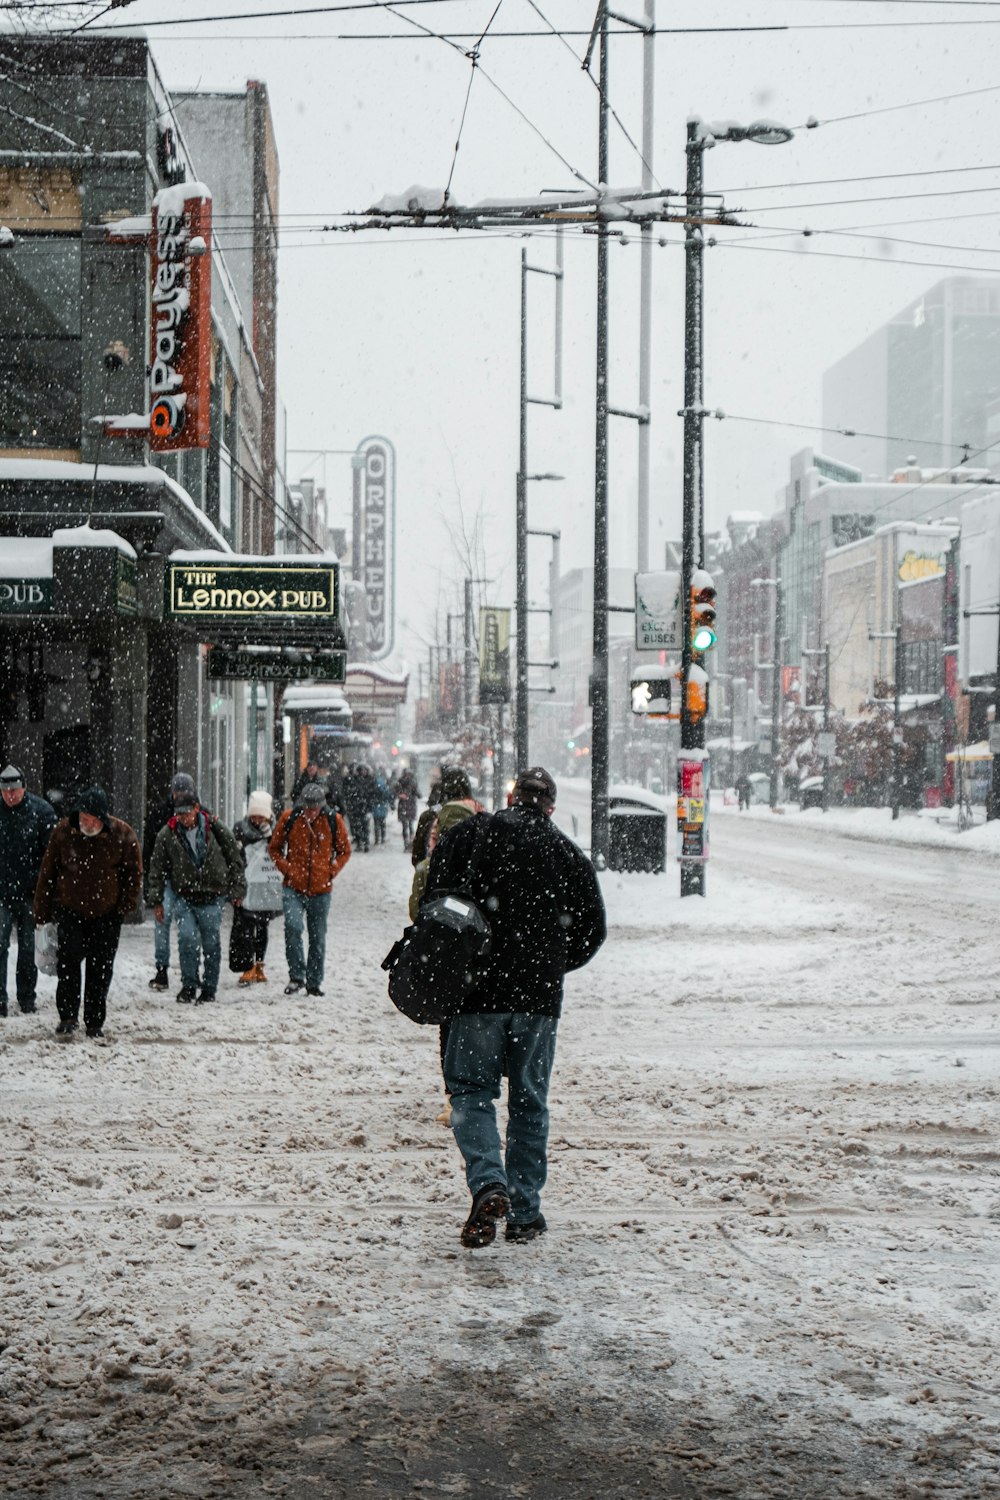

{"left": 0, "top": 764, "right": 56, "bottom": 1017}
{"left": 34, "top": 785, "right": 142, "bottom": 1040}
{"left": 147, "top": 792, "right": 246, "bottom": 1006}
{"left": 423, "top": 766, "right": 606, "bottom": 1249}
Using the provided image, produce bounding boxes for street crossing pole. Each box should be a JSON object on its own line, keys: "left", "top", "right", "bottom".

{"left": 679, "top": 119, "right": 706, "bottom": 896}
{"left": 589, "top": 0, "right": 611, "bottom": 869}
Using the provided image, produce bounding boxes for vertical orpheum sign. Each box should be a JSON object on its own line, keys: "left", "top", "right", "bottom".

{"left": 149, "top": 184, "right": 212, "bottom": 451}
{"left": 358, "top": 435, "right": 396, "bottom": 660}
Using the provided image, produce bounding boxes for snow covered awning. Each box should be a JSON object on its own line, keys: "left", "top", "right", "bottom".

{"left": 946, "top": 741, "right": 992, "bottom": 763}
{"left": 0, "top": 456, "right": 229, "bottom": 553}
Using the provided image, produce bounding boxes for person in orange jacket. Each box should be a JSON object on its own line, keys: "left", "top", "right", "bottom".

{"left": 269, "top": 783, "right": 351, "bottom": 996}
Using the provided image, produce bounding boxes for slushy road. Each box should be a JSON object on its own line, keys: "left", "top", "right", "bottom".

{"left": 1, "top": 801, "right": 997, "bottom": 1498}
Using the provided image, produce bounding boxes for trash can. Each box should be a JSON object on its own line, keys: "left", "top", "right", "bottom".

{"left": 608, "top": 799, "right": 667, "bottom": 873}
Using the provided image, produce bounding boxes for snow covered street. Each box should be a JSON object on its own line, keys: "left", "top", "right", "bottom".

{"left": 2, "top": 811, "right": 999, "bottom": 1499}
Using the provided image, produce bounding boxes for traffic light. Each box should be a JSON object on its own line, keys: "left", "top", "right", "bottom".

{"left": 690, "top": 569, "right": 717, "bottom": 654}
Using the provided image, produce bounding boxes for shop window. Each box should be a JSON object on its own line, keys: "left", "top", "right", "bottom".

{"left": 0, "top": 236, "right": 82, "bottom": 448}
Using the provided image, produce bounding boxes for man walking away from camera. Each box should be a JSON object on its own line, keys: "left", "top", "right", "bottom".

{"left": 147, "top": 791, "right": 246, "bottom": 1006}
{"left": 423, "top": 766, "right": 606, "bottom": 1249}
{"left": 269, "top": 783, "right": 351, "bottom": 996}
{"left": 0, "top": 764, "right": 56, "bottom": 1017}
{"left": 33, "top": 786, "right": 142, "bottom": 1040}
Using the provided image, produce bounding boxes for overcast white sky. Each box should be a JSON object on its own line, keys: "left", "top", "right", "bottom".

{"left": 95, "top": 0, "right": 1000, "bottom": 668}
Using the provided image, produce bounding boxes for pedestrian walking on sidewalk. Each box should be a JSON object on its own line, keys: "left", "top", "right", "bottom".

{"left": 147, "top": 792, "right": 246, "bottom": 1006}
{"left": 0, "top": 764, "right": 56, "bottom": 1018}
{"left": 423, "top": 766, "right": 606, "bottom": 1249}
{"left": 233, "top": 790, "right": 279, "bottom": 987}
{"left": 269, "top": 783, "right": 351, "bottom": 996}
{"left": 396, "top": 769, "right": 419, "bottom": 851}
{"left": 371, "top": 768, "right": 391, "bottom": 846}
{"left": 143, "top": 771, "right": 199, "bottom": 992}
{"left": 33, "top": 786, "right": 142, "bottom": 1041}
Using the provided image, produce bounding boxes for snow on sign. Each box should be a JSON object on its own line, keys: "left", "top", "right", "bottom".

{"left": 635, "top": 570, "right": 682, "bottom": 651}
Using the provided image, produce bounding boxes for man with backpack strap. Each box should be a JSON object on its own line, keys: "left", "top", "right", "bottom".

{"left": 269, "top": 783, "right": 351, "bottom": 996}
{"left": 147, "top": 791, "right": 246, "bottom": 1006}
{"left": 423, "top": 766, "right": 606, "bottom": 1249}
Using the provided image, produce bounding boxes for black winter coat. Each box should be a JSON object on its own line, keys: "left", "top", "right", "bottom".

{"left": 0, "top": 792, "right": 57, "bottom": 905}
{"left": 423, "top": 805, "right": 606, "bottom": 1018}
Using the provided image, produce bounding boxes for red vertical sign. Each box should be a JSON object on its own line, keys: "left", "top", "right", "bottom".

{"left": 149, "top": 185, "right": 212, "bottom": 451}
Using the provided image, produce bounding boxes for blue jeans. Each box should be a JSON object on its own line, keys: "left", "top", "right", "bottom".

{"left": 174, "top": 896, "right": 224, "bottom": 992}
{"left": 0, "top": 897, "right": 37, "bottom": 1009}
{"left": 153, "top": 881, "right": 175, "bottom": 970}
{"left": 443, "top": 1013, "right": 558, "bottom": 1225}
{"left": 282, "top": 889, "right": 331, "bottom": 990}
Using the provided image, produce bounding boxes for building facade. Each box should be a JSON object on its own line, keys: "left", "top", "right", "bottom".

{"left": 823, "top": 277, "right": 1000, "bottom": 479}
{"left": 0, "top": 35, "right": 308, "bottom": 836}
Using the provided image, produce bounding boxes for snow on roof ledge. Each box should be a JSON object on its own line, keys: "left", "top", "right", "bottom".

{"left": 170, "top": 550, "right": 340, "bottom": 565}
{"left": 52, "top": 524, "right": 136, "bottom": 558}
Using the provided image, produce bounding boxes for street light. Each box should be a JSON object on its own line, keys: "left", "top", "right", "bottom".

{"left": 679, "top": 115, "right": 793, "bottom": 889}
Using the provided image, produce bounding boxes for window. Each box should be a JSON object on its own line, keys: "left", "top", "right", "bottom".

{"left": 0, "top": 236, "right": 82, "bottom": 448}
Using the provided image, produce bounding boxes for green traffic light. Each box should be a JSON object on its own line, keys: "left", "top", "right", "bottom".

{"left": 692, "top": 623, "right": 717, "bottom": 652}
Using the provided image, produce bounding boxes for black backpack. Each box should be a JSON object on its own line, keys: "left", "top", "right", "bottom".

{"left": 381, "top": 820, "right": 493, "bottom": 1025}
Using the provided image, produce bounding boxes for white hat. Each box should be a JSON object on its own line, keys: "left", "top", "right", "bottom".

{"left": 0, "top": 765, "right": 24, "bottom": 788}
{"left": 247, "top": 789, "right": 273, "bottom": 819}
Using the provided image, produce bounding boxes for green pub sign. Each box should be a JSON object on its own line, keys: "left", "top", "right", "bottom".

{"left": 166, "top": 562, "right": 338, "bottom": 622}
{"left": 0, "top": 578, "right": 53, "bottom": 614}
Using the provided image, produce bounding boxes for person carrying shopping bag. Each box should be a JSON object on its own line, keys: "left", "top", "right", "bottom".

{"left": 232, "top": 790, "right": 282, "bottom": 986}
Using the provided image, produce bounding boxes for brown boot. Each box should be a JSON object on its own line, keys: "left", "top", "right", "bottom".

{"left": 254, "top": 962, "right": 268, "bottom": 983}
{"left": 238, "top": 967, "right": 257, "bottom": 987}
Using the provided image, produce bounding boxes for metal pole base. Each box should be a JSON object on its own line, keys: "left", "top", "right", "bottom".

{"left": 680, "top": 864, "right": 705, "bottom": 898}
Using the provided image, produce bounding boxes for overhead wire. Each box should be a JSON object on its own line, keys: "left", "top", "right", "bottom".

{"left": 441, "top": 0, "right": 504, "bottom": 204}
{"left": 525, "top": 0, "right": 663, "bottom": 192}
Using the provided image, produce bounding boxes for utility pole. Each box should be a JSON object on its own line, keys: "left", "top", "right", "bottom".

{"left": 992, "top": 590, "right": 1000, "bottom": 818}
{"left": 679, "top": 118, "right": 706, "bottom": 895}
{"left": 464, "top": 578, "right": 474, "bottom": 724}
{"left": 824, "top": 641, "right": 831, "bottom": 813}
{"left": 636, "top": 0, "right": 655, "bottom": 572}
{"left": 589, "top": 0, "right": 611, "bottom": 870}
{"left": 869, "top": 620, "right": 902, "bottom": 820}
{"left": 770, "top": 578, "right": 784, "bottom": 810}
{"left": 804, "top": 640, "right": 832, "bottom": 812}
{"left": 464, "top": 577, "right": 491, "bottom": 726}
{"left": 516, "top": 244, "right": 563, "bottom": 775}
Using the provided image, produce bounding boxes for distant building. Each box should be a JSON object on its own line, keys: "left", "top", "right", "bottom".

{"left": 823, "top": 277, "right": 1000, "bottom": 479}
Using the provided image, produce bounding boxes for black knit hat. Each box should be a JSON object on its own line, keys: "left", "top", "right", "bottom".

{"left": 440, "top": 766, "right": 472, "bottom": 802}
{"left": 513, "top": 765, "right": 557, "bottom": 810}
{"left": 76, "top": 785, "right": 110, "bottom": 821}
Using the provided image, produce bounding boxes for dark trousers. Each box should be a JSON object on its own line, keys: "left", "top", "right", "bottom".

{"left": 56, "top": 912, "right": 121, "bottom": 1032}
{"left": 248, "top": 911, "right": 271, "bottom": 961}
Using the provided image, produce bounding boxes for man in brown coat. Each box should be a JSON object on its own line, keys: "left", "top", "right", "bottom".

{"left": 34, "top": 785, "right": 143, "bottom": 1041}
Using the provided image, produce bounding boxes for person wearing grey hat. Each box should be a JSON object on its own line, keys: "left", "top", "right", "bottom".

{"left": 0, "top": 765, "right": 57, "bottom": 1018}
{"left": 33, "top": 786, "right": 142, "bottom": 1040}
{"left": 142, "top": 771, "right": 202, "bottom": 992}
